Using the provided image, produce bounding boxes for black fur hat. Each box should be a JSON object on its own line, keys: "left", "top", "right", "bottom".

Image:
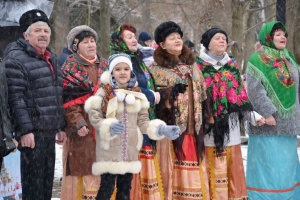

{"left": 200, "top": 28, "right": 228, "bottom": 50}
{"left": 184, "top": 40, "right": 194, "bottom": 48}
{"left": 19, "top": 9, "right": 49, "bottom": 32}
{"left": 154, "top": 21, "right": 183, "bottom": 44}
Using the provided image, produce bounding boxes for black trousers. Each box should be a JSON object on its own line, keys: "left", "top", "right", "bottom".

{"left": 96, "top": 173, "right": 133, "bottom": 200}
{"left": 20, "top": 135, "right": 56, "bottom": 200}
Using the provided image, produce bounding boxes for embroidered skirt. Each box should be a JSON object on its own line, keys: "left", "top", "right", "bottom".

{"left": 130, "top": 145, "right": 164, "bottom": 200}
{"left": 246, "top": 135, "right": 300, "bottom": 200}
{"left": 60, "top": 175, "right": 100, "bottom": 200}
{"left": 157, "top": 135, "right": 210, "bottom": 200}
{"left": 204, "top": 144, "right": 248, "bottom": 200}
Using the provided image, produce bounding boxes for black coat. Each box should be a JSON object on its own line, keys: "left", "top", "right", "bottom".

{"left": 4, "top": 38, "right": 65, "bottom": 137}
{"left": 57, "top": 47, "right": 72, "bottom": 67}
{"left": 0, "top": 62, "right": 14, "bottom": 154}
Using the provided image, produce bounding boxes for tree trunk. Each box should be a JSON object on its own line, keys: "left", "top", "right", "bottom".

{"left": 231, "top": 0, "right": 249, "bottom": 71}
{"left": 293, "top": 2, "right": 300, "bottom": 63}
{"left": 286, "top": 0, "right": 299, "bottom": 63}
{"left": 243, "top": 0, "right": 260, "bottom": 74}
{"left": 99, "top": 0, "right": 111, "bottom": 58}
{"left": 140, "top": 0, "right": 151, "bottom": 36}
{"left": 50, "top": 0, "right": 69, "bottom": 54}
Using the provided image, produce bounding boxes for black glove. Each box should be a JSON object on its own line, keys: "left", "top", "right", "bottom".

{"left": 171, "top": 83, "right": 187, "bottom": 100}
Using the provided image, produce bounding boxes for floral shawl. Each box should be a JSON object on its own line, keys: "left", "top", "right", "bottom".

{"left": 151, "top": 45, "right": 207, "bottom": 159}
{"left": 110, "top": 26, "right": 156, "bottom": 120}
{"left": 196, "top": 54, "right": 252, "bottom": 155}
{"left": 62, "top": 54, "right": 108, "bottom": 108}
{"left": 246, "top": 21, "right": 298, "bottom": 119}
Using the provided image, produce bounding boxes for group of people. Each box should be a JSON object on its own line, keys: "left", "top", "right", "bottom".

{"left": 0, "top": 8, "right": 300, "bottom": 200}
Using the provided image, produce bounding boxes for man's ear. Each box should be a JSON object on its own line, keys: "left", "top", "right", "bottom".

{"left": 23, "top": 32, "right": 28, "bottom": 41}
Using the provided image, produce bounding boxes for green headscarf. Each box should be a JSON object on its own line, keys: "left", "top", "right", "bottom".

{"left": 110, "top": 25, "right": 157, "bottom": 120}
{"left": 246, "top": 21, "right": 299, "bottom": 118}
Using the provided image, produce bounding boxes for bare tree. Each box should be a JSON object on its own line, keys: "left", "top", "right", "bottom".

{"left": 99, "top": 0, "right": 111, "bottom": 58}
{"left": 242, "top": 0, "right": 264, "bottom": 73}
{"left": 230, "top": 0, "right": 251, "bottom": 70}
{"left": 50, "top": 0, "right": 70, "bottom": 54}
{"left": 140, "top": 0, "right": 151, "bottom": 35}
{"left": 293, "top": 2, "right": 300, "bottom": 62}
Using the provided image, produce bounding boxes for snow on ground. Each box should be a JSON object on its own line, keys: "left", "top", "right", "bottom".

{"left": 54, "top": 144, "right": 63, "bottom": 183}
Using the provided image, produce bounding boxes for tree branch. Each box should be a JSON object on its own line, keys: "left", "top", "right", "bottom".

{"left": 114, "top": 0, "right": 145, "bottom": 25}
{"left": 245, "top": 2, "right": 276, "bottom": 12}
{"left": 243, "top": 15, "right": 275, "bottom": 35}
{"left": 178, "top": 4, "right": 195, "bottom": 29}
{"left": 286, "top": 3, "right": 299, "bottom": 10}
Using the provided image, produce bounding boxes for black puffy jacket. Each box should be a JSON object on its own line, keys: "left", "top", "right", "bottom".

{"left": 0, "top": 62, "right": 15, "bottom": 156}
{"left": 3, "top": 38, "right": 65, "bottom": 137}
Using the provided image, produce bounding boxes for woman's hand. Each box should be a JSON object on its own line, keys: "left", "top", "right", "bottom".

{"left": 56, "top": 131, "right": 67, "bottom": 145}
{"left": 78, "top": 126, "right": 89, "bottom": 136}
{"left": 256, "top": 117, "right": 266, "bottom": 126}
{"left": 155, "top": 92, "right": 161, "bottom": 104}
{"left": 265, "top": 115, "right": 276, "bottom": 126}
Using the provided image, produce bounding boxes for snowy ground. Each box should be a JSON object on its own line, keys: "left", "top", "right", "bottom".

{"left": 51, "top": 138, "right": 300, "bottom": 200}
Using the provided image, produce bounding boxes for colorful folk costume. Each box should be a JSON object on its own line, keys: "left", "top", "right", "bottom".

{"left": 150, "top": 21, "right": 209, "bottom": 200}
{"left": 196, "top": 28, "right": 257, "bottom": 200}
{"left": 61, "top": 53, "right": 108, "bottom": 199}
{"left": 246, "top": 21, "right": 300, "bottom": 200}
{"left": 197, "top": 51, "right": 252, "bottom": 200}
{"left": 60, "top": 25, "right": 108, "bottom": 200}
{"left": 109, "top": 25, "right": 165, "bottom": 199}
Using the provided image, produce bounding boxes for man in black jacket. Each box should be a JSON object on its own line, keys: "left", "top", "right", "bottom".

{"left": 3, "top": 9, "right": 67, "bottom": 200}
{"left": 0, "top": 61, "right": 17, "bottom": 165}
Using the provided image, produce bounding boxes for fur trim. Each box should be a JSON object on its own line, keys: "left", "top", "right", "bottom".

{"left": 92, "top": 161, "right": 141, "bottom": 175}
{"left": 99, "top": 118, "right": 119, "bottom": 150}
{"left": 140, "top": 99, "right": 150, "bottom": 109}
{"left": 153, "top": 45, "right": 195, "bottom": 68}
{"left": 136, "top": 128, "right": 143, "bottom": 150}
{"left": 146, "top": 119, "right": 166, "bottom": 140}
{"left": 100, "top": 71, "right": 111, "bottom": 85}
{"left": 84, "top": 95, "right": 103, "bottom": 112}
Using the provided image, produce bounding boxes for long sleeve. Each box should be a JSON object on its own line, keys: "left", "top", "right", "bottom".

{"left": 65, "top": 104, "right": 87, "bottom": 136}
{"left": 5, "top": 59, "right": 33, "bottom": 136}
{"left": 246, "top": 74, "right": 277, "bottom": 118}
